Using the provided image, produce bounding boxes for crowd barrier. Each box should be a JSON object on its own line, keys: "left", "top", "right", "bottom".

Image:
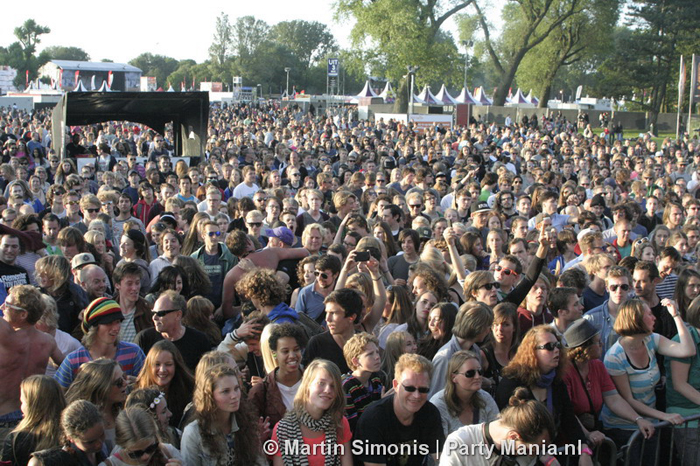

{"left": 621, "top": 413, "right": 700, "bottom": 466}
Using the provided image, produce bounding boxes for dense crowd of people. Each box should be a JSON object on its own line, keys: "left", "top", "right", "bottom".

{"left": 0, "top": 100, "right": 699, "bottom": 466}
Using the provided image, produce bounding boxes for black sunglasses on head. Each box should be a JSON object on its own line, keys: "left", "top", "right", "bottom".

{"left": 127, "top": 442, "right": 158, "bottom": 460}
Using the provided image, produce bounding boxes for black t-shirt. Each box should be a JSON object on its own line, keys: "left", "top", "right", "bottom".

{"left": 0, "top": 261, "right": 29, "bottom": 299}
{"left": 135, "top": 327, "right": 211, "bottom": 371}
{"left": 302, "top": 331, "right": 349, "bottom": 373}
{"left": 202, "top": 251, "right": 223, "bottom": 308}
{"left": 354, "top": 395, "right": 444, "bottom": 466}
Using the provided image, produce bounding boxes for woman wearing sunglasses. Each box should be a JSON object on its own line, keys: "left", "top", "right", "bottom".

{"left": 496, "top": 326, "right": 595, "bottom": 466}
{"left": 430, "top": 350, "right": 499, "bottom": 438}
{"left": 101, "top": 407, "right": 182, "bottom": 466}
{"left": 65, "top": 359, "right": 128, "bottom": 454}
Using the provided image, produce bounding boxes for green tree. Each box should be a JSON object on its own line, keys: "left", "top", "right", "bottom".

{"left": 594, "top": 0, "right": 700, "bottom": 127}
{"left": 514, "top": 0, "right": 620, "bottom": 107}
{"left": 0, "top": 19, "right": 51, "bottom": 87}
{"left": 14, "top": 19, "right": 50, "bottom": 60}
{"left": 469, "top": 0, "right": 586, "bottom": 106}
{"left": 44, "top": 46, "right": 90, "bottom": 61}
{"left": 128, "top": 53, "right": 180, "bottom": 89}
{"left": 209, "top": 13, "right": 232, "bottom": 66}
{"left": 269, "top": 20, "right": 338, "bottom": 70}
{"left": 334, "top": 0, "right": 471, "bottom": 87}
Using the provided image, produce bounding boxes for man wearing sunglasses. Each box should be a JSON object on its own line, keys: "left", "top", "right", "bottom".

{"left": 135, "top": 290, "right": 211, "bottom": 372}
{"left": 296, "top": 254, "right": 342, "bottom": 324}
{"left": 0, "top": 285, "right": 63, "bottom": 442}
{"left": 191, "top": 221, "right": 237, "bottom": 310}
{"left": 585, "top": 266, "right": 632, "bottom": 356}
{"left": 355, "top": 353, "right": 445, "bottom": 466}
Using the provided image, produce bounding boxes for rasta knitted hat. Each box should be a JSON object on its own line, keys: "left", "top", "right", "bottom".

{"left": 82, "top": 298, "right": 124, "bottom": 333}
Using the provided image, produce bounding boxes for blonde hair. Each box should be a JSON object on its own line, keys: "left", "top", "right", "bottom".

{"left": 65, "top": 358, "right": 120, "bottom": 417}
{"left": 261, "top": 323, "right": 279, "bottom": 373}
{"left": 394, "top": 353, "right": 433, "bottom": 381}
{"left": 613, "top": 298, "right": 651, "bottom": 336}
{"left": 37, "top": 294, "right": 59, "bottom": 330}
{"left": 291, "top": 360, "right": 345, "bottom": 428}
{"left": 301, "top": 223, "right": 326, "bottom": 243}
{"left": 14, "top": 375, "right": 66, "bottom": 450}
{"left": 343, "top": 332, "right": 379, "bottom": 371}
{"left": 34, "top": 255, "right": 71, "bottom": 294}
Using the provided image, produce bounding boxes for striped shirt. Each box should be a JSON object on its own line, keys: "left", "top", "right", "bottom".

{"left": 656, "top": 274, "right": 678, "bottom": 300}
{"left": 54, "top": 341, "right": 146, "bottom": 388}
{"left": 601, "top": 334, "right": 660, "bottom": 430}
{"left": 342, "top": 373, "right": 383, "bottom": 432}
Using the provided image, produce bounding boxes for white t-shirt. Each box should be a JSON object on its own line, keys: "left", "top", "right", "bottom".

{"left": 278, "top": 379, "right": 302, "bottom": 410}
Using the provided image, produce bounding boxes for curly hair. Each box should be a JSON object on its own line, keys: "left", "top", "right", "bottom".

{"left": 502, "top": 325, "right": 569, "bottom": 387}
{"left": 344, "top": 332, "right": 379, "bottom": 371}
{"left": 409, "top": 263, "right": 449, "bottom": 302}
{"left": 296, "top": 255, "right": 319, "bottom": 285}
{"left": 236, "top": 268, "right": 287, "bottom": 307}
{"left": 193, "top": 363, "right": 260, "bottom": 465}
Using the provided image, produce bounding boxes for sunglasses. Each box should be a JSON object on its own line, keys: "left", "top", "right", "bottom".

{"left": 86, "top": 208, "right": 100, "bottom": 214}
{"left": 409, "top": 204, "right": 423, "bottom": 208}
{"left": 536, "top": 341, "right": 562, "bottom": 351}
{"left": 153, "top": 309, "right": 179, "bottom": 318}
{"left": 479, "top": 282, "right": 501, "bottom": 291}
{"left": 127, "top": 442, "right": 158, "bottom": 460}
{"left": 401, "top": 383, "right": 430, "bottom": 394}
{"left": 67, "top": 201, "right": 80, "bottom": 206}
{"left": 609, "top": 284, "right": 630, "bottom": 292}
{"left": 113, "top": 376, "right": 126, "bottom": 389}
{"left": 495, "top": 265, "right": 518, "bottom": 276}
{"left": 248, "top": 222, "right": 262, "bottom": 227}
{"left": 208, "top": 231, "right": 221, "bottom": 237}
{"left": 314, "top": 271, "right": 329, "bottom": 280}
{"left": 455, "top": 369, "right": 484, "bottom": 378}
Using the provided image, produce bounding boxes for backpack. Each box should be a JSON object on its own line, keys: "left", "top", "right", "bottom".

{"left": 271, "top": 310, "right": 324, "bottom": 342}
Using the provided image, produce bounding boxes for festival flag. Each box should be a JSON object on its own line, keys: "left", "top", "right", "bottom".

{"left": 192, "top": 76, "right": 195, "bottom": 90}
{"left": 58, "top": 69, "right": 63, "bottom": 89}
{"left": 90, "top": 75, "right": 96, "bottom": 90}
{"left": 25, "top": 70, "right": 29, "bottom": 87}
{"left": 108, "top": 71, "right": 113, "bottom": 88}
{"left": 677, "top": 55, "right": 686, "bottom": 139}
{"left": 75, "top": 70, "right": 80, "bottom": 86}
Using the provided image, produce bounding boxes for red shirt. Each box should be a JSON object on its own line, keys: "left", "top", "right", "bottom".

{"left": 517, "top": 307, "right": 553, "bottom": 337}
{"left": 563, "top": 359, "right": 617, "bottom": 416}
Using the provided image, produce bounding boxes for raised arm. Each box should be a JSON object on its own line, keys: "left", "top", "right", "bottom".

{"left": 360, "top": 257, "right": 387, "bottom": 332}
{"left": 444, "top": 227, "right": 467, "bottom": 282}
{"left": 657, "top": 299, "right": 696, "bottom": 358}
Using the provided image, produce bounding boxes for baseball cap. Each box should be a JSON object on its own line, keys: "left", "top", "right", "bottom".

{"left": 470, "top": 201, "right": 491, "bottom": 215}
{"left": 71, "top": 253, "right": 96, "bottom": 270}
{"left": 265, "top": 227, "right": 294, "bottom": 246}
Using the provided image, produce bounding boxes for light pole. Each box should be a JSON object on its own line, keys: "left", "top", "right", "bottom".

{"left": 257, "top": 84, "right": 262, "bottom": 100}
{"left": 407, "top": 65, "right": 419, "bottom": 121}
{"left": 284, "top": 67, "right": 291, "bottom": 97}
{"left": 461, "top": 40, "right": 473, "bottom": 91}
